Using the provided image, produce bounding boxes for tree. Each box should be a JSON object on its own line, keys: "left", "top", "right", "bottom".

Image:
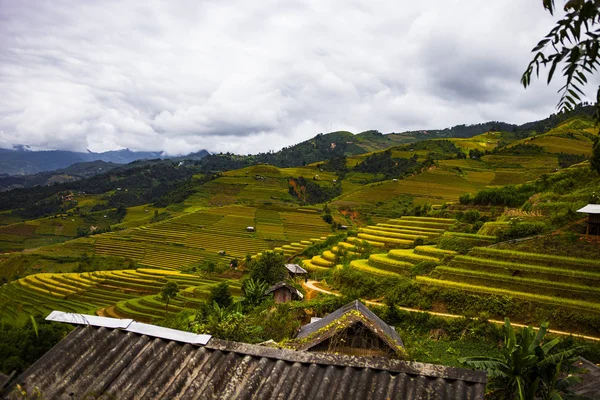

{"left": 248, "top": 251, "right": 287, "bottom": 285}
{"left": 522, "top": 0, "right": 600, "bottom": 171}
{"left": 160, "top": 281, "right": 180, "bottom": 314}
{"left": 460, "top": 318, "right": 583, "bottom": 400}
{"left": 209, "top": 282, "right": 233, "bottom": 308}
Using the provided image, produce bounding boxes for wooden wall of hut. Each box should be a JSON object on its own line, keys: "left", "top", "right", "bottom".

{"left": 306, "top": 324, "right": 398, "bottom": 359}
{"left": 273, "top": 288, "right": 294, "bottom": 303}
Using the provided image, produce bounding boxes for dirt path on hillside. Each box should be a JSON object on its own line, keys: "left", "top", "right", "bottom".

{"left": 303, "top": 280, "right": 600, "bottom": 342}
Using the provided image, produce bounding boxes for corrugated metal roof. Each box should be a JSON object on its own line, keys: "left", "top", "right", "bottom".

{"left": 285, "top": 263, "right": 308, "bottom": 274}
{"left": 297, "top": 300, "right": 404, "bottom": 349}
{"left": 5, "top": 325, "right": 487, "bottom": 399}
{"left": 45, "top": 311, "right": 211, "bottom": 345}
{"left": 577, "top": 204, "right": 600, "bottom": 214}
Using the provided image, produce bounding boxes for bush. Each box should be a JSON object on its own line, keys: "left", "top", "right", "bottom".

{"left": 496, "top": 222, "right": 547, "bottom": 242}
{"left": 461, "top": 185, "right": 536, "bottom": 207}
{"left": 410, "top": 261, "right": 438, "bottom": 276}
{"left": 209, "top": 282, "right": 233, "bottom": 308}
{"left": 438, "top": 235, "right": 493, "bottom": 254}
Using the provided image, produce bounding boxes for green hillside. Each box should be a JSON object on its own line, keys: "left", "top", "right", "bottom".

{"left": 3, "top": 109, "right": 600, "bottom": 378}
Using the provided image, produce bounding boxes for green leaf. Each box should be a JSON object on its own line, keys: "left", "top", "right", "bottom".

{"left": 29, "top": 315, "right": 39, "bottom": 339}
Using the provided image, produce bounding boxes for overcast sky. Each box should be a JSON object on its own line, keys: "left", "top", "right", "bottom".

{"left": 0, "top": 1, "right": 597, "bottom": 155}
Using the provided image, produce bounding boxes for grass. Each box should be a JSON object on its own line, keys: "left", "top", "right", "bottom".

{"left": 435, "top": 266, "right": 600, "bottom": 302}
{"left": 417, "top": 276, "right": 600, "bottom": 313}
{"left": 450, "top": 255, "right": 600, "bottom": 283}
{"left": 388, "top": 249, "right": 441, "bottom": 264}
{"left": 350, "top": 260, "right": 402, "bottom": 277}
{"left": 469, "top": 247, "right": 600, "bottom": 271}
{"left": 367, "top": 254, "right": 413, "bottom": 273}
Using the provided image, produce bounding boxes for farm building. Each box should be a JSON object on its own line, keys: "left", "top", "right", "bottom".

{"left": 285, "top": 263, "right": 308, "bottom": 279}
{"left": 290, "top": 300, "right": 406, "bottom": 359}
{"left": 246, "top": 226, "right": 255, "bottom": 232}
{"left": 577, "top": 204, "right": 600, "bottom": 235}
{"left": 0, "top": 311, "right": 487, "bottom": 399}
{"left": 265, "top": 281, "right": 304, "bottom": 303}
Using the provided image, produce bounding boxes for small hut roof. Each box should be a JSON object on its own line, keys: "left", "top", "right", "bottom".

{"left": 285, "top": 264, "right": 308, "bottom": 274}
{"left": 577, "top": 204, "right": 600, "bottom": 214}
{"left": 265, "top": 281, "right": 304, "bottom": 299}
{"left": 293, "top": 300, "right": 405, "bottom": 356}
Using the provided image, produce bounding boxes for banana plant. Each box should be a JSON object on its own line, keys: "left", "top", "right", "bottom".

{"left": 460, "top": 318, "right": 586, "bottom": 400}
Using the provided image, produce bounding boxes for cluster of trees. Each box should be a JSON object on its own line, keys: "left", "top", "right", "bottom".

{"left": 353, "top": 149, "right": 420, "bottom": 179}
{"left": 0, "top": 318, "right": 72, "bottom": 375}
{"left": 288, "top": 176, "right": 342, "bottom": 204}
{"left": 460, "top": 185, "right": 537, "bottom": 208}
{"left": 0, "top": 161, "right": 214, "bottom": 221}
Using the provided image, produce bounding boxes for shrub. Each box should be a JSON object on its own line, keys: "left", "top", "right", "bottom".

{"left": 496, "top": 222, "right": 547, "bottom": 242}
{"left": 209, "top": 282, "right": 233, "bottom": 308}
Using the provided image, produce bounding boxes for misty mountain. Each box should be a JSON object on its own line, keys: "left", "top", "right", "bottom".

{"left": 0, "top": 148, "right": 209, "bottom": 175}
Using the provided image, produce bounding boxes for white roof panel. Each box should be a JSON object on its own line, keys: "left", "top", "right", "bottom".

{"left": 46, "top": 311, "right": 133, "bottom": 329}
{"left": 576, "top": 204, "right": 600, "bottom": 214}
{"left": 127, "top": 321, "right": 211, "bottom": 345}
{"left": 46, "top": 311, "right": 211, "bottom": 345}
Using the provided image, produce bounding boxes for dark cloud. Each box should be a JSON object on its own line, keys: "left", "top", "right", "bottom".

{"left": 0, "top": 0, "right": 597, "bottom": 155}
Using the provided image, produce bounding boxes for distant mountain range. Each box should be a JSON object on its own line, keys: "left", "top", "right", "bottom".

{"left": 2, "top": 104, "right": 595, "bottom": 178}
{"left": 0, "top": 148, "right": 210, "bottom": 176}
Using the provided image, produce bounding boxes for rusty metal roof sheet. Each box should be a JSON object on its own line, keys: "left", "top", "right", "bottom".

{"left": 5, "top": 325, "right": 486, "bottom": 399}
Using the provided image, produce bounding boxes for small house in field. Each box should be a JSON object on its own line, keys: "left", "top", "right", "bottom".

{"left": 246, "top": 226, "right": 255, "bottom": 232}
{"left": 577, "top": 204, "right": 600, "bottom": 235}
{"left": 265, "top": 282, "right": 304, "bottom": 303}
{"left": 290, "top": 300, "right": 406, "bottom": 359}
{"left": 285, "top": 264, "right": 308, "bottom": 279}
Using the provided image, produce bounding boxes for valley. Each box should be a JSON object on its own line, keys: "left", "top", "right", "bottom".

{"left": 2, "top": 109, "right": 600, "bottom": 376}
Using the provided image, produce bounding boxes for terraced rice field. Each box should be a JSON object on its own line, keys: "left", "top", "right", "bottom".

{"left": 85, "top": 205, "right": 331, "bottom": 269}
{"left": 334, "top": 168, "right": 489, "bottom": 206}
{"left": 349, "top": 246, "right": 457, "bottom": 277}
{"left": 0, "top": 268, "right": 239, "bottom": 324}
{"left": 419, "top": 247, "right": 600, "bottom": 314}
{"left": 303, "top": 216, "right": 456, "bottom": 272}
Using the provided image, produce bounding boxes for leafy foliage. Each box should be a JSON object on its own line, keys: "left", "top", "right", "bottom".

{"left": 209, "top": 282, "right": 233, "bottom": 308}
{"left": 0, "top": 318, "right": 72, "bottom": 375}
{"left": 288, "top": 176, "right": 342, "bottom": 204}
{"left": 248, "top": 251, "right": 287, "bottom": 285}
{"left": 241, "top": 278, "right": 270, "bottom": 308}
{"left": 160, "top": 280, "right": 180, "bottom": 314}
{"left": 460, "top": 318, "right": 584, "bottom": 400}
{"left": 460, "top": 185, "right": 536, "bottom": 207}
{"left": 522, "top": 0, "right": 600, "bottom": 116}
{"left": 352, "top": 149, "right": 420, "bottom": 178}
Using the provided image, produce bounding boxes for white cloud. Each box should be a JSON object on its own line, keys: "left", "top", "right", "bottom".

{"left": 0, "top": 0, "right": 598, "bottom": 155}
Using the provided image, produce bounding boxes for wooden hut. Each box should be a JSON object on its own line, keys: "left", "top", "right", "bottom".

{"left": 265, "top": 282, "right": 304, "bottom": 303}
{"left": 289, "top": 300, "right": 406, "bottom": 359}
{"left": 285, "top": 264, "right": 308, "bottom": 279}
{"left": 577, "top": 204, "right": 600, "bottom": 235}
